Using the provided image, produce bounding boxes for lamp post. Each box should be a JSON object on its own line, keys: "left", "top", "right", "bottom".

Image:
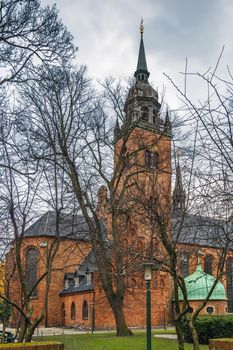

{"left": 143, "top": 263, "right": 153, "bottom": 350}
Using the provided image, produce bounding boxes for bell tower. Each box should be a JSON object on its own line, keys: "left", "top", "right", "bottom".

{"left": 114, "top": 20, "right": 171, "bottom": 142}
{"left": 113, "top": 21, "right": 172, "bottom": 235}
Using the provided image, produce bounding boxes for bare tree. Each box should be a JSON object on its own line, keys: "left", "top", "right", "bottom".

{"left": 0, "top": 0, "right": 75, "bottom": 85}
{"left": 0, "top": 97, "right": 74, "bottom": 341}
{"left": 158, "top": 56, "right": 233, "bottom": 350}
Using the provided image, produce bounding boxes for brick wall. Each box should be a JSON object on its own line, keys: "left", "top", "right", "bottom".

{"left": 6, "top": 236, "right": 91, "bottom": 327}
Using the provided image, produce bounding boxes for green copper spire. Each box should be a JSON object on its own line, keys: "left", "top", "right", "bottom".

{"left": 134, "top": 19, "right": 150, "bottom": 83}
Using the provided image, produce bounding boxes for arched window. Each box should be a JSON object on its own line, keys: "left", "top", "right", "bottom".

{"left": 61, "top": 303, "right": 66, "bottom": 325}
{"left": 71, "top": 302, "right": 76, "bottom": 320}
{"left": 180, "top": 253, "right": 189, "bottom": 277}
{"left": 141, "top": 107, "right": 149, "bottom": 122}
{"left": 204, "top": 255, "right": 213, "bottom": 275}
{"left": 154, "top": 275, "right": 158, "bottom": 288}
{"left": 145, "top": 150, "right": 151, "bottom": 167}
{"left": 131, "top": 279, "right": 137, "bottom": 288}
{"left": 25, "top": 247, "right": 38, "bottom": 297}
{"left": 151, "top": 152, "right": 159, "bottom": 168}
{"left": 226, "top": 258, "right": 233, "bottom": 312}
{"left": 160, "top": 279, "right": 164, "bottom": 289}
{"left": 82, "top": 300, "right": 88, "bottom": 320}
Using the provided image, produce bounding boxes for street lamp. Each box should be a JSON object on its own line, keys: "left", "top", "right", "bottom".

{"left": 142, "top": 263, "right": 153, "bottom": 350}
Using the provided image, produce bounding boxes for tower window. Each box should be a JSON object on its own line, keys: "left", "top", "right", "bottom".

{"left": 145, "top": 151, "right": 159, "bottom": 169}
{"left": 153, "top": 109, "right": 157, "bottom": 124}
{"left": 141, "top": 106, "right": 148, "bottom": 122}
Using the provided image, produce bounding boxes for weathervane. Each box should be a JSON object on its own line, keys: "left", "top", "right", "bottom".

{"left": 140, "top": 17, "right": 144, "bottom": 36}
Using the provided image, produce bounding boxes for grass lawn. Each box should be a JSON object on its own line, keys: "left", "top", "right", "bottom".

{"left": 33, "top": 331, "right": 208, "bottom": 350}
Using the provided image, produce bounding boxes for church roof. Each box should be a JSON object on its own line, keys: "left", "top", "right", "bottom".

{"left": 178, "top": 260, "right": 227, "bottom": 301}
{"left": 77, "top": 250, "right": 97, "bottom": 274}
{"left": 60, "top": 281, "right": 94, "bottom": 295}
{"left": 24, "top": 210, "right": 228, "bottom": 249}
{"left": 173, "top": 213, "right": 229, "bottom": 248}
{"left": 24, "top": 211, "right": 90, "bottom": 241}
{"left": 60, "top": 250, "right": 97, "bottom": 295}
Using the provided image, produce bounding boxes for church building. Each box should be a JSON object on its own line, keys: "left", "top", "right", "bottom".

{"left": 5, "top": 23, "right": 231, "bottom": 330}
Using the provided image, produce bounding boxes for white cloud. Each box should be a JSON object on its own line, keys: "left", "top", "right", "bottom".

{"left": 40, "top": 0, "right": 233, "bottom": 109}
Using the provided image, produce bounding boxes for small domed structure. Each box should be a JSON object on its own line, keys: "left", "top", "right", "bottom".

{"left": 178, "top": 259, "right": 227, "bottom": 301}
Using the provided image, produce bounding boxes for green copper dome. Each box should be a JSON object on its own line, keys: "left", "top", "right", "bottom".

{"left": 178, "top": 260, "right": 227, "bottom": 301}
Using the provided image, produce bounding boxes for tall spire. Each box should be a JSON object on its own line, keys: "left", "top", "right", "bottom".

{"left": 173, "top": 152, "right": 186, "bottom": 214}
{"left": 164, "top": 107, "right": 172, "bottom": 136}
{"left": 114, "top": 118, "right": 120, "bottom": 140}
{"left": 134, "top": 18, "right": 150, "bottom": 83}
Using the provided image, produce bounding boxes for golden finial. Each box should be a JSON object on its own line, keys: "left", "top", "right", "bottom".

{"left": 140, "top": 17, "right": 144, "bottom": 35}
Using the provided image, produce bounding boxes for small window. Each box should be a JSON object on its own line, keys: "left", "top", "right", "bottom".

{"left": 74, "top": 277, "right": 79, "bottom": 287}
{"left": 206, "top": 306, "right": 214, "bottom": 314}
{"left": 153, "top": 109, "right": 157, "bottom": 124}
{"left": 154, "top": 275, "right": 158, "bottom": 288}
{"left": 64, "top": 279, "right": 69, "bottom": 289}
{"left": 141, "top": 107, "right": 149, "bottom": 122}
{"left": 71, "top": 302, "right": 76, "bottom": 320}
{"left": 131, "top": 279, "right": 137, "bottom": 288}
{"left": 145, "top": 151, "right": 159, "bottom": 169}
{"left": 61, "top": 303, "right": 66, "bottom": 325}
{"left": 160, "top": 279, "right": 164, "bottom": 289}
{"left": 79, "top": 276, "right": 85, "bottom": 285}
{"left": 204, "top": 255, "right": 213, "bottom": 275}
{"left": 86, "top": 273, "right": 92, "bottom": 285}
{"left": 82, "top": 300, "right": 88, "bottom": 320}
{"left": 145, "top": 150, "right": 151, "bottom": 167}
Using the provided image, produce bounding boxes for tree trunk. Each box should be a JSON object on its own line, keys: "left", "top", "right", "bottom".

{"left": 2, "top": 321, "right": 6, "bottom": 344}
{"left": 174, "top": 320, "right": 185, "bottom": 350}
{"left": 110, "top": 296, "right": 132, "bottom": 336}
{"left": 18, "top": 319, "right": 28, "bottom": 343}
{"left": 187, "top": 318, "right": 199, "bottom": 350}
{"left": 25, "top": 325, "right": 35, "bottom": 343}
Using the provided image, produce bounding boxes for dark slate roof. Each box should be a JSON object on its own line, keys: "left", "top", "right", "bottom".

{"left": 60, "top": 250, "right": 97, "bottom": 296}
{"left": 77, "top": 250, "right": 97, "bottom": 274}
{"left": 24, "top": 211, "right": 90, "bottom": 241}
{"left": 64, "top": 272, "right": 75, "bottom": 280}
{"left": 173, "top": 213, "right": 231, "bottom": 248}
{"left": 60, "top": 282, "right": 94, "bottom": 296}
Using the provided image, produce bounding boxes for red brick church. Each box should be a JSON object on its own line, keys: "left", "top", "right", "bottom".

{"left": 6, "top": 25, "right": 231, "bottom": 330}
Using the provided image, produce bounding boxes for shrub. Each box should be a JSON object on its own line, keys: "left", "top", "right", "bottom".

{"left": 181, "top": 315, "right": 233, "bottom": 344}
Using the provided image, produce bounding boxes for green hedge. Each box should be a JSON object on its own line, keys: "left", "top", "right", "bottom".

{"left": 181, "top": 315, "right": 233, "bottom": 344}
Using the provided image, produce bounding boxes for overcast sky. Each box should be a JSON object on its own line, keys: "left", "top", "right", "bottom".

{"left": 41, "top": 0, "right": 233, "bottom": 109}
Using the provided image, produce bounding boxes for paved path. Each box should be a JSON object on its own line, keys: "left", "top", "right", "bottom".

{"left": 1, "top": 326, "right": 177, "bottom": 338}
{"left": 154, "top": 334, "right": 177, "bottom": 339}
